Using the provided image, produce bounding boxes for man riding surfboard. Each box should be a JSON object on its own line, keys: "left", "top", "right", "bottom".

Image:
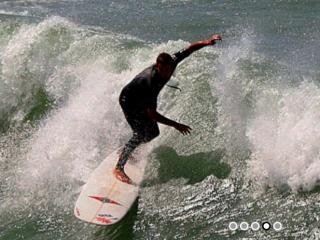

{"left": 114, "top": 34, "right": 222, "bottom": 184}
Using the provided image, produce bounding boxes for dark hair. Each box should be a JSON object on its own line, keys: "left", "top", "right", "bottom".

{"left": 156, "top": 52, "right": 174, "bottom": 66}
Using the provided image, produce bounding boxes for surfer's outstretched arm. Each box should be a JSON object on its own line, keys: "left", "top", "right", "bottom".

{"left": 172, "top": 34, "right": 222, "bottom": 64}
{"left": 186, "top": 34, "right": 222, "bottom": 53}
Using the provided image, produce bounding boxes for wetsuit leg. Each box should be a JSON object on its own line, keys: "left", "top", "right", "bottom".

{"left": 116, "top": 107, "right": 159, "bottom": 170}
{"left": 116, "top": 132, "right": 143, "bottom": 170}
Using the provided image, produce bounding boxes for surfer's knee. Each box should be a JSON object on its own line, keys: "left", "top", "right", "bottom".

{"left": 143, "top": 127, "right": 159, "bottom": 142}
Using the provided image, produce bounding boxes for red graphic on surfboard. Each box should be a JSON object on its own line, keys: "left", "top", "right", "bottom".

{"left": 96, "top": 216, "right": 113, "bottom": 224}
{"left": 89, "top": 196, "right": 122, "bottom": 206}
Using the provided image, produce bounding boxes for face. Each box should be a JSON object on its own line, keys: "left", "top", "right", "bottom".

{"left": 157, "top": 63, "right": 174, "bottom": 80}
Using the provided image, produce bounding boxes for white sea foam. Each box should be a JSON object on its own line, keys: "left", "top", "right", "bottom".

{"left": 248, "top": 81, "right": 320, "bottom": 191}
{"left": 211, "top": 31, "right": 255, "bottom": 160}
{"left": 212, "top": 31, "right": 320, "bottom": 191}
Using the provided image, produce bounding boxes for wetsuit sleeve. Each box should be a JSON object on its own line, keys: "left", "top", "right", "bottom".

{"left": 172, "top": 39, "right": 213, "bottom": 66}
{"left": 172, "top": 48, "right": 192, "bottom": 65}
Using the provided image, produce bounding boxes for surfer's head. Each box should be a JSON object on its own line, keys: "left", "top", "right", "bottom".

{"left": 156, "top": 52, "right": 175, "bottom": 80}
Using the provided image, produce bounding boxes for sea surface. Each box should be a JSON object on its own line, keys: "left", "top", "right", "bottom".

{"left": 0, "top": 0, "right": 320, "bottom": 239}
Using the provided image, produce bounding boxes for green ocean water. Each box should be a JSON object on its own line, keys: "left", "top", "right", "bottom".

{"left": 1, "top": 0, "right": 320, "bottom": 239}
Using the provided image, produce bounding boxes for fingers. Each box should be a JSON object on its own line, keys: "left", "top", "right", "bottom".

{"left": 180, "top": 130, "right": 189, "bottom": 135}
{"left": 179, "top": 126, "right": 192, "bottom": 135}
{"left": 184, "top": 129, "right": 191, "bottom": 135}
{"left": 174, "top": 123, "right": 192, "bottom": 135}
{"left": 211, "top": 34, "right": 222, "bottom": 41}
{"left": 185, "top": 126, "right": 192, "bottom": 134}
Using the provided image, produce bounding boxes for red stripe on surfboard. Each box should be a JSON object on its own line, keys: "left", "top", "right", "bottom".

{"left": 89, "top": 196, "right": 122, "bottom": 206}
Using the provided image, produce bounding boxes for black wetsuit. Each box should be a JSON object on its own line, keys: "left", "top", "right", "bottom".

{"left": 117, "top": 49, "right": 191, "bottom": 169}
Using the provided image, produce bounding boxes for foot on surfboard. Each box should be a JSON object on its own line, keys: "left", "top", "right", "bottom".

{"left": 113, "top": 167, "right": 133, "bottom": 185}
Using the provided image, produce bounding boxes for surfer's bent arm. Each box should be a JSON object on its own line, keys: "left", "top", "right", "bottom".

{"left": 147, "top": 108, "right": 192, "bottom": 135}
{"left": 172, "top": 34, "right": 222, "bottom": 64}
{"left": 147, "top": 108, "right": 177, "bottom": 127}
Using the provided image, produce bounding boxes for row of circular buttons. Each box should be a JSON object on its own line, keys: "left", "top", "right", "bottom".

{"left": 229, "top": 221, "right": 282, "bottom": 231}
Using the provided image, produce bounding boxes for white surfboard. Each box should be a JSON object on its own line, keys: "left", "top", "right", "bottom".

{"left": 74, "top": 147, "right": 147, "bottom": 225}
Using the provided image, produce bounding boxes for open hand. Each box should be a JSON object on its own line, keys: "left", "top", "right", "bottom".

{"left": 208, "top": 34, "right": 222, "bottom": 45}
{"left": 174, "top": 123, "right": 192, "bottom": 135}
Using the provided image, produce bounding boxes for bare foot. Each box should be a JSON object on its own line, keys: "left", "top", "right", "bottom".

{"left": 113, "top": 168, "right": 133, "bottom": 185}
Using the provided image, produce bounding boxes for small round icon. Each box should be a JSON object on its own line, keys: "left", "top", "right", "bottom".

{"left": 239, "top": 222, "right": 249, "bottom": 231}
{"left": 273, "top": 221, "right": 282, "bottom": 231}
{"left": 251, "top": 222, "right": 260, "bottom": 231}
{"left": 229, "top": 222, "right": 238, "bottom": 231}
{"left": 262, "top": 222, "right": 271, "bottom": 230}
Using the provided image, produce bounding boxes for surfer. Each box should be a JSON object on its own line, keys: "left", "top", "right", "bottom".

{"left": 114, "top": 34, "right": 222, "bottom": 184}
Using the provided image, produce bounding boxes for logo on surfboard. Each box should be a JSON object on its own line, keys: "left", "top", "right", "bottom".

{"left": 96, "top": 216, "right": 113, "bottom": 224}
{"left": 95, "top": 213, "right": 118, "bottom": 224}
{"left": 89, "top": 196, "right": 122, "bottom": 206}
